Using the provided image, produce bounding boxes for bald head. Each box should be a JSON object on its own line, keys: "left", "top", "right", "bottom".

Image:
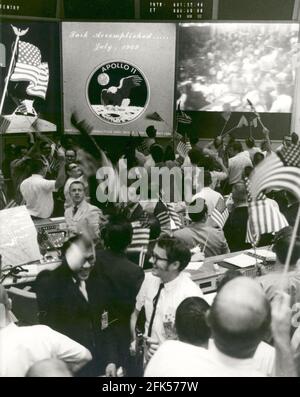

{"left": 209, "top": 277, "right": 271, "bottom": 359}
{"left": 26, "top": 359, "right": 72, "bottom": 377}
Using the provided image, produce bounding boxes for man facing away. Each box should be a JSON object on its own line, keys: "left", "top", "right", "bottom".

{"left": 20, "top": 151, "right": 66, "bottom": 219}
{"left": 0, "top": 285, "right": 91, "bottom": 377}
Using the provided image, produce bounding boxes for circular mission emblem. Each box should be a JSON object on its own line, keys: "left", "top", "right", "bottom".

{"left": 87, "top": 61, "right": 149, "bottom": 125}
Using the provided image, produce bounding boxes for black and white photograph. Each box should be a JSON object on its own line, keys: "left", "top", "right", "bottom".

{"left": 0, "top": 21, "right": 61, "bottom": 133}
{"left": 1, "top": 0, "right": 300, "bottom": 384}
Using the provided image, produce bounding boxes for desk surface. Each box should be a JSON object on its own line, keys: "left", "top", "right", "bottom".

{"left": 2, "top": 247, "right": 275, "bottom": 290}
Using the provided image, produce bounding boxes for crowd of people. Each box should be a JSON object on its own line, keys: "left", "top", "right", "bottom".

{"left": 178, "top": 24, "right": 298, "bottom": 112}
{"left": 1, "top": 116, "right": 300, "bottom": 377}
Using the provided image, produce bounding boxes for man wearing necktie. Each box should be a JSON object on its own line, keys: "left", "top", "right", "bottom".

{"left": 130, "top": 236, "right": 204, "bottom": 363}
{"left": 35, "top": 234, "right": 119, "bottom": 377}
{"left": 64, "top": 181, "right": 105, "bottom": 241}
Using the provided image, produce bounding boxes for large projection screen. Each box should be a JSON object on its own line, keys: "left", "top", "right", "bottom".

{"left": 62, "top": 23, "right": 176, "bottom": 136}
{"left": 177, "top": 23, "right": 299, "bottom": 113}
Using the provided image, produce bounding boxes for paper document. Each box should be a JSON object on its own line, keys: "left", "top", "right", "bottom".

{"left": 223, "top": 254, "right": 263, "bottom": 268}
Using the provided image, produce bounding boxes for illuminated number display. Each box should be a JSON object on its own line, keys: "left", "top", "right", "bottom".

{"left": 141, "top": 0, "right": 213, "bottom": 20}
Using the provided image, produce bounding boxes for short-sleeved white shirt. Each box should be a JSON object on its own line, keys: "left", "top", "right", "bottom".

{"left": 0, "top": 323, "right": 91, "bottom": 377}
{"left": 20, "top": 174, "right": 56, "bottom": 218}
{"left": 136, "top": 272, "right": 203, "bottom": 344}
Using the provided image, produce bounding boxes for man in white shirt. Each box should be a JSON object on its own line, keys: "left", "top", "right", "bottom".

{"left": 130, "top": 236, "right": 203, "bottom": 362}
{"left": 207, "top": 277, "right": 296, "bottom": 377}
{"left": 192, "top": 171, "right": 224, "bottom": 216}
{"left": 145, "top": 295, "right": 275, "bottom": 377}
{"left": 20, "top": 153, "right": 66, "bottom": 219}
{"left": 0, "top": 285, "right": 91, "bottom": 377}
{"left": 227, "top": 141, "right": 252, "bottom": 187}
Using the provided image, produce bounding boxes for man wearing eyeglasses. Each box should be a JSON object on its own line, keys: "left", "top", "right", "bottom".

{"left": 130, "top": 236, "right": 204, "bottom": 363}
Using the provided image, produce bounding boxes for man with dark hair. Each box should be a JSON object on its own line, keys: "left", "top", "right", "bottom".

{"left": 65, "top": 149, "right": 77, "bottom": 165}
{"left": 227, "top": 141, "right": 252, "bottom": 187}
{"left": 174, "top": 199, "right": 229, "bottom": 257}
{"left": 145, "top": 297, "right": 212, "bottom": 376}
{"left": 95, "top": 218, "right": 145, "bottom": 373}
{"left": 20, "top": 151, "right": 66, "bottom": 219}
{"left": 130, "top": 236, "right": 203, "bottom": 362}
{"left": 224, "top": 182, "right": 252, "bottom": 252}
{"left": 245, "top": 137, "right": 262, "bottom": 162}
{"left": 64, "top": 180, "right": 104, "bottom": 241}
{"left": 193, "top": 171, "right": 224, "bottom": 216}
{"left": 35, "top": 234, "right": 119, "bottom": 377}
{"left": 253, "top": 151, "right": 265, "bottom": 167}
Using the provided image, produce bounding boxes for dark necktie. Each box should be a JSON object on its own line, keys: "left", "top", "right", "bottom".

{"left": 73, "top": 205, "right": 78, "bottom": 216}
{"left": 148, "top": 283, "right": 164, "bottom": 337}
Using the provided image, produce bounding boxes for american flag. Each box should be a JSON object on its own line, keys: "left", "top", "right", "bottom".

{"left": 154, "top": 201, "right": 183, "bottom": 233}
{"left": 245, "top": 176, "right": 289, "bottom": 245}
{"left": 0, "top": 115, "right": 11, "bottom": 133}
{"left": 237, "top": 115, "right": 249, "bottom": 128}
{"left": 127, "top": 221, "right": 150, "bottom": 252}
{"left": 277, "top": 141, "right": 300, "bottom": 168}
{"left": 249, "top": 152, "right": 300, "bottom": 202}
{"left": 177, "top": 111, "right": 192, "bottom": 125}
{"left": 10, "top": 41, "right": 49, "bottom": 100}
{"left": 211, "top": 197, "right": 229, "bottom": 229}
{"left": 176, "top": 138, "right": 192, "bottom": 158}
{"left": 146, "top": 112, "right": 164, "bottom": 122}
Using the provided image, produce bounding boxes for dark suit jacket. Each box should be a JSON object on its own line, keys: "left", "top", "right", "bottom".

{"left": 95, "top": 250, "right": 145, "bottom": 368}
{"left": 224, "top": 206, "right": 252, "bottom": 252}
{"left": 35, "top": 259, "right": 119, "bottom": 376}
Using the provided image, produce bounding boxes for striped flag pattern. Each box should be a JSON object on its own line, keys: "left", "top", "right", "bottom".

{"left": 127, "top": 221, "right": 150, "bottom": 252}
{"left": 0, "top": 115, "right": 11, "bottom": 133}
{"left": 277, "top": 141, "right": 300, "bottom": 168}
{"left": 249, "top": 152, "right": 300, "bottom": 202}
{"left": 211, "top": 197, "right": 229, "bottom": 229}
{"left": 176, "top": 138, "right": 192, "bottom": 158}
{"left": 177, "top": 111, "right": 192, "bottom": 125}
{"left": 154, "top": 201, "right": 183, "bottom": 233}
{"left": 10, "top": 41, "right": 49, "bottom": 100}
{"left": 245, "top": 176, "right": 289, "bottom": 245}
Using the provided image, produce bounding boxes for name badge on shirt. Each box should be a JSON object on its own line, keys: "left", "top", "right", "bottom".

{"left": 101, "top": 310, "right": 108, "bottom": 331}
{"left": 163, "top": 313, "right": 176, "bottom": 340}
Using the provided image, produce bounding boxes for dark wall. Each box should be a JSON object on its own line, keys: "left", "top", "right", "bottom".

{"left": 218, "top": 0, "right": 295, "bottom": 20}
{"left": 179, "top": 112, "right": 292, "bottom": 141}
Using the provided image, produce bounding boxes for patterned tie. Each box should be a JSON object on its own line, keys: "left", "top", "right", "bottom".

{"left": 148, "top": 283, "right": 164, "bottom": 337}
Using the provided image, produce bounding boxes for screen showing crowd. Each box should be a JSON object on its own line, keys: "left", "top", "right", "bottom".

{"left": 177, "top": 23, "right": 299, "bottom": 113}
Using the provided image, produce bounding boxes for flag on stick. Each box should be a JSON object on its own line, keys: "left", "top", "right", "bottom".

{"left": 211, "top": 197, "right": 229, "bottom": 229}
{"left": 249, "top": 152, "right": 300, "bottom": 201}
{"left": 177, "top": 111, "right": 192, "bottom": 125}
{"left": 127, "top": 221, "right": 150, "bottom": 252}
{"left": 154, "top": 201, "right": 183, "bottom": 233}
{"left": 10, "top": 41, "right": 49, "bottom": 99}
{"left": 146, "top": 112, "right": 164, "bottom": 122}
{"left": 176, "top": 137, "right": 192, "bottom": 158}
{"left": 245, "top": 170, "right": 290, "bottom": 245}
{"left": 0, "top": 115, "right": 11, "bottom": 133}
{"left": 237, "top": 115, "right": 249, "bottom": 128}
